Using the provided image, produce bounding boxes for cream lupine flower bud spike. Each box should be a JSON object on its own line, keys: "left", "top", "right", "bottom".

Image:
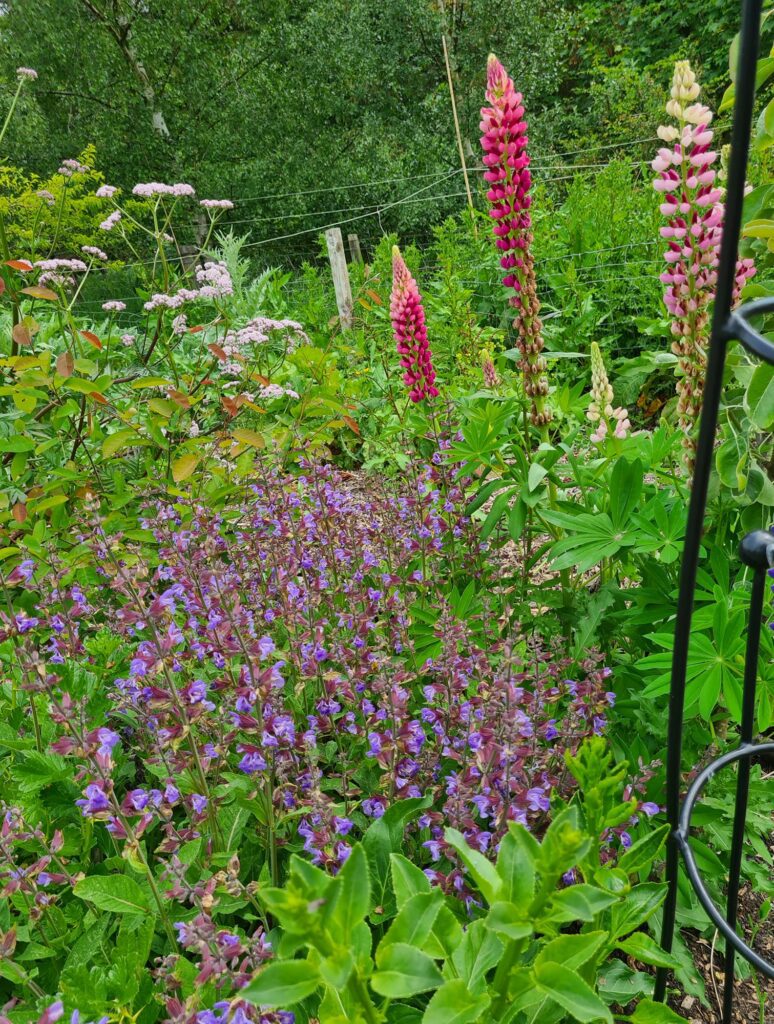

{"left": 587, "top": 343, "right": 630, "bottom": 443}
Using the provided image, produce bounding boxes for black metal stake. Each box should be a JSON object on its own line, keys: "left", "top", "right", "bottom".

{"left": 722, "top": 558, "right": 766, "bottom": 1023}
{"left": 655, "top": 0, "right": 769, "bottom": 1015}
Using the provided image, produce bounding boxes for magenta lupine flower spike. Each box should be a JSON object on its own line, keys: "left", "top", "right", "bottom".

{"left": 653, "top": 61, "right": 755, "bottom": 469}
{"left": 481, "top": 54, "right": 550, "bottom": 427}
{"left": 390, "top": 246, "right": 439, "bottom": 403}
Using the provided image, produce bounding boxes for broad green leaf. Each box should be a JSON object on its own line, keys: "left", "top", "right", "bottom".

{"left": 496, "top": 824, "right": 538, "bottom": 911}
{"left": 232, "top": 427, "right": 265, "bottom": 448}
{"left": 365, "top": 797, "right": 431, "bottom": 915}
{"left": 444, "top": 828, "right": 501, "bottom": 905}
{"left": 102, "top": 429, "right": 139, "bottom": 458}
{"left": 390, "top": 852, "right": 432, "bottom": 909}
{"left": 745, "top": 363, "right": 774, "bottom": 429}
{"left": 627, "top": 999, "right": 687, "bottom": 1023}
{"left": 527, "top": 462, "right": 548, "bottom": 492}
{"left": 378, "top": 891, "right": 443, "bottom": 957}
{"left": 484, "top": 902, "right": 532, "bottom": 941}
{"left": 451, "top": 920, "right": 503, "bottom": 993}
{"left": 541, "top": 884, "right": 619, "bottom": 925}
{"left": 618, "top": 825, "right": 669, "bottom": 877}
{"left": 130, "top": 376, "right": 173, "bottom": 389}
{"left": 423, "top": 904, "right": 463, "bottom": 960}
{"left": 172, "top": 453, "right": 200, "bottom": 483}
{"left": 73, "top": 875, "right": 152, "bottom": 916}
{"left": 536, "top": 931, "right": 608, "bottom": 973}
{"left": 323, "top": 843, "right": 370, "bottom": 935}
{"left": 422, "top": 979, "right": 490, "bottom": 1024}
{"left": 608, "top": 883, "right": 666, "bottom": 941}
{"left": 609, "top": 457, "right": 643, "bottom": 530}
{"left": 242, "top": 959, "right": 320, "bottom": 1006}
{"left": 616, "top": 931, "right": 681, "bottom": 969}
{"left": 533, "top": 961, "right": 613, "bottom": 1023}
{"left": 371, "top": 943, "right": 443, "bottom": 998}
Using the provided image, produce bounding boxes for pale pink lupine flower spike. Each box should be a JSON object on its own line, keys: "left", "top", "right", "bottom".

{"left": 390, "top": 246, "right": 438, "bottom": 403}
{"left": 653, "top": 60, "right": 755, "bottom": 469}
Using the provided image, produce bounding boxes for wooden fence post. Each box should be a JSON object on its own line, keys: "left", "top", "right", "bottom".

{"left": 348, "top": 233, "right": 363, "bottom": 264}
{"left": 325, "top": 227, "right": 354, "bottom": 330}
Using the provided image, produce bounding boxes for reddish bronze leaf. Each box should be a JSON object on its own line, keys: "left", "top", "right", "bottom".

{"left": 81, "top": 330, "right": 103, "bottom": 349}
{"left": 11, "top": 502, "right": 27, "bottom": 524}
{"left": 89, "top": 392, "right": 108, "bottom": 404}
{"left": 56, "top": 351, "right": 74, "bottom": 377}
{"left": 12, "top": 323, "right": 32, "bottom": 348}
{"left": 5, "top": 260, "right": 33, "bottom": 272}
{"left": 168, "top": 388, "right": 192, "bottom": 409}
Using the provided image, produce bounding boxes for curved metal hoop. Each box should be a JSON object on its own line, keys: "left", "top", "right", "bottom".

{"left": 726, "top": 299, "right": 774, "bottom": 364}
{"left": 677, "top": 742, "right": 774, "bottom": 980}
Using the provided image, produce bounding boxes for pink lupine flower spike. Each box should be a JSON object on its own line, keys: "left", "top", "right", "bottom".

{"left": 390, "top": 246, "right": 438, "bottom": 403}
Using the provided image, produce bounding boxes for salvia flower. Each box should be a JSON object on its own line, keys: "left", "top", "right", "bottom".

{"left": 481, "top": 54, "right": 550, "bottom": 427}
{"left": 653, "top": 60, "right": 755, "bottom": 468}
{"left": 587, "top": 343, "right": 630, "bottom": 443}
{"left": 390, "top": 246, "right": 438, "bottom": 402}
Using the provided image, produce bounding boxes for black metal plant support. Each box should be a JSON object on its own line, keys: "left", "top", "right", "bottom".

{"left": 654, "top": 1, "right": 774, "bottom": 1020}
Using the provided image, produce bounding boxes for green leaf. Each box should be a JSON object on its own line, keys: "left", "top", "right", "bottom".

{"left": 365, "top": 797, "right": 431, "bottom": 915}
{"left": 596, "top": 960, "right": 653, "bottom": 1004}
{"left": 242, "top": 959, "right": 320, "bottom": 1006}
{"left": 617, "top": 931, "right": 681, "bottom": 969}
{"left": 102, "top": 428, "right": 140, "bottom": 458}
{"left": 626, "top": 999, "right": 687, "bottom": 1023}
{"left": 608, "top": 883, "right": 666, "bottom": 941}
{"left": 171, "top": 452, "right": 200, "bottom": 483}
{"left": 609, "top": 457, "right": 643, "bottom": 530}
{"left": 390, "top": 852, "right": 432, "bottom": 909}
{"left": 73, "top": 875, "right": 152, "bottom": 916}
{"left": 496, "top": 824, "right": 538, "bottom": 911}
{"left": 618, "top": 825, "right": 669, "bottom": 877}
{"left": 451, "top": 920, "right": 503, "bottom": 993}
{"left": 378, "top": 891, "right": 443, "bottom": 957}
{"left": 533, "top": 961, "right": 613, "bottom": 1023}
{"left": 423, "top": 904, "right": 463, "bottom": 960}
{"left": 484, "top": 902, "right": 532, "bottom": 941}
{"left": 319, "top": 947, "right": 355, "bottom": 988}
{"left": 745, "top": 363, "right": 774, "bottom": 429}
{"left": 536, "top": 931, "right": 608, "bottom": 972}
{"left": 371, "top": 943, "right": 443, "bottom": 997}
{"left": 541, "top": 884, "right": 619, "bottom": 925}
{"left": 444, "top": 828, "right": 502, "bottom": 905}
{"left": 323, "top": 844, "right": 370, "bottom": 935}
{"left": 422, "top": 979, "right": 490, "bottom": 1024}
{"left": 527, "top": 462, "right": 548, "bottom": 492}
